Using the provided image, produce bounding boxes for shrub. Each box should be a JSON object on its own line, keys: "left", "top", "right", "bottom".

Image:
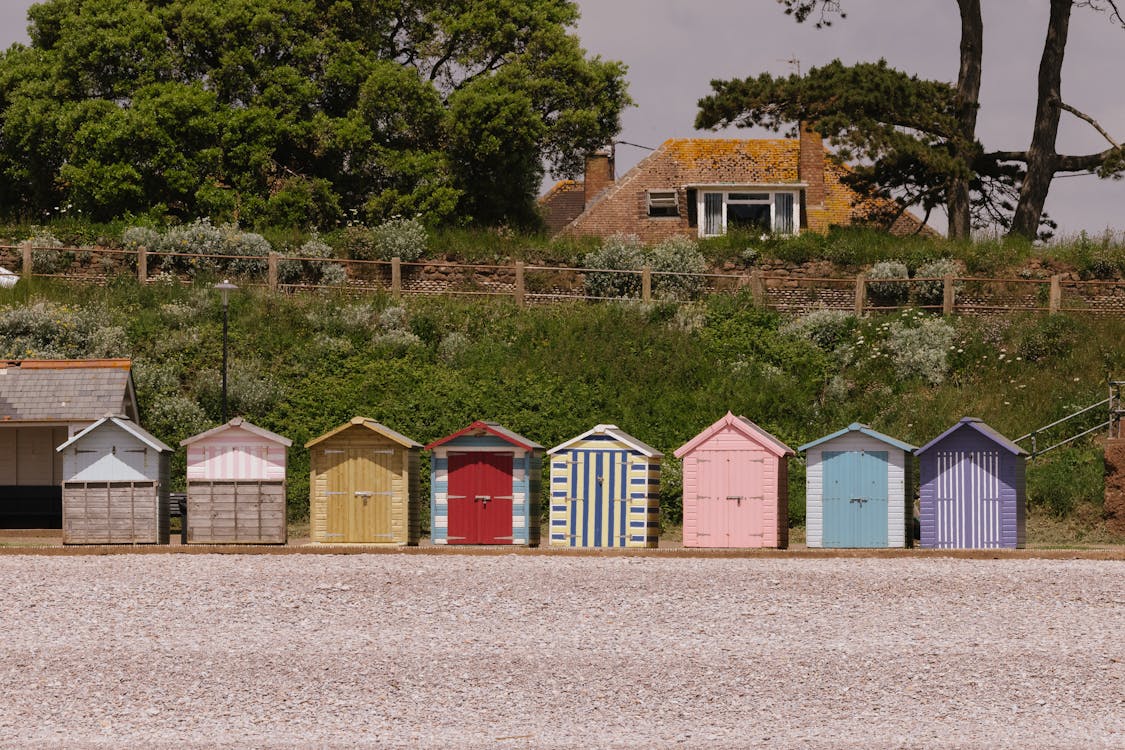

{"left": 866, "top": 260, "right": 910, "bottom": 303}
{"left": 781, "top": 308, "right": 857, "bottom": 352}
{"left": 338, "top": 225, "right": 378, "bottom": 260}
{"left": 26, "top": 228, "right": 63, "bottom": 274}
{"left": 372, "top": 216, "right": 428, "bottom": 262}
{"left": 648, "top": 236, "right": 707, "bottom": 301}
{"left": 582, "top": 234, "right": 644, "bottom": 299}
{"left": 1013, "top": 315, "right": 1081, "bottom": 362}
{"left": 278, "top": 236, "right": 342, "bottom": 285}
{"left": 1027, "top": 448, "right": 1104, "bottom": 517}
{"left": 914, "top": 258, "right": 963, "bottom": 305}
{"left": 121, "top": 226, "right": 160, "bottom": 251}
{"left": 885, "top": 315, "right": 956, "bottom": 384}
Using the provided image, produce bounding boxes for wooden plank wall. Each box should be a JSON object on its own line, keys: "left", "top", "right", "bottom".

{"left": 63, "top": 481, "right": 163, "bottom": 544}
{"left": 186, "top": 480, "right": 286, "bottom": 544}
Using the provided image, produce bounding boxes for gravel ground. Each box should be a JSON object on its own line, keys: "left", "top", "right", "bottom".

{"left": 0, "top": 555, "right": 1121, "bottom": 749}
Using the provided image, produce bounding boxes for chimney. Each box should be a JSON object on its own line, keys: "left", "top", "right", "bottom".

{"left": 798, "top": 125, "right": 826, "bottom": 208}
{"left": 583, "top": 150, "right": 615, "bottom": 207}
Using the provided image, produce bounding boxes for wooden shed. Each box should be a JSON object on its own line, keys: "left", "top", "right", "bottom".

{"left": 674, "top": 412, "right": 793, "bottom": 549}
{"left": 916, "top": 417, "right": 1027, "bottom": 549}
{"left": 548, "top": 424, "right": 662, "bottom": 548}
{"left": 799, "top": 423, "right": 916, "bottom": 548}
{"left": 306, "top": 417, "right": 421, "bottom": 545}
{"left": 427, "top": 421, "right": 543, "bottom": 546}
{"left": 0, "top": 359, "right": 138, "bottom": 528}
{"left": 56, "top": 416, "right": 172, "bottom": 545}
{"left": 180, "top": 417, "right": 292, "bottom": 544}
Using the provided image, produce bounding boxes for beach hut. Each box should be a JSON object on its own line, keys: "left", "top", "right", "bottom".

{"left": 916, "top": 417, "right": 1027, "bottom": 549}
{"left": 306, "top": 417, "right": 421, "bottom": 545}
{"left": 426, "top": 421, "right": 543, "bottom": 546}
{"left": 675, "top": 412, "right": 794, "bottom": 549}
{"left": 547, "top": 424, "right": 662, "bottom": 548}
{"left": 180, "top": 417, "right": 292, "bottom": 544}
{"left": 799, "top": 423, "right": 916, "bottom": 548}
{"left": 56, "top": 416, "right": 172, "bottom": 545}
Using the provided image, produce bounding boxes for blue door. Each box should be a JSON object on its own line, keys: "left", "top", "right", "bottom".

{"left": 822, "top": 450, "right": 889, "bottom": 547}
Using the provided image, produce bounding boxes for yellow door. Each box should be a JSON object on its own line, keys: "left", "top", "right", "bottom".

{"left": 348, "top": 446, "right": 395, "bottom": 542}
{"left": 324, "top": 448, "right": 350, "bottom": 542}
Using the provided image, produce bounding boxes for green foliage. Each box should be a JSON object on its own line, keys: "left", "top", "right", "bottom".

{"left": 582, "top": 234, "right": 644, "bottom": 298}
{"left": 648, "top": 236, "right": 707, "bottom": 301}
{"left": 781, "top": 309, "right": 858, "bottom": 352}
{"left": 884, "top": 315, "right": 957, "bottom": 385}
{"left": 0, "top": 0, "right": 630, "bottom": 228}
{"left": 371, "top": 217, "right": 428, "bottom": 262}
{"left": 1013, "top": 315, "right": 1081, "bottom": 363}
{"left": 866, "top": 260, "right": 910, "bottom": 303}
{"left": 582, "top": 234, "right": 707, "bottom": 301}
{"left": 914, "top": 258, "right": 963, "bottom": 306}
{"left": 1027, "top": 448, "right": 1105, "bottom": 518}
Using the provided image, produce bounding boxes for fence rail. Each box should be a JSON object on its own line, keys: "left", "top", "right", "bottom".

{"left": 2, "top": 243, "right": 1125, "bottom": 316}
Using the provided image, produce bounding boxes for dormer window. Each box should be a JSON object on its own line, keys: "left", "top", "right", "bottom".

{"left": 647, "top": 190, "right": 679, "bottom": 218}
{"left": 696, "top": 189, "right": 798, "bottom": 237}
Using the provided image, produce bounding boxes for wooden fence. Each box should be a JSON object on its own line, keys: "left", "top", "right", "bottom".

{"left": 2, "top": 242, "right": 1125, "bottom": 316}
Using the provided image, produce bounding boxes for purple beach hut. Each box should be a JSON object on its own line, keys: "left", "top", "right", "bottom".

{"left": 916, "top": 418, "right": 1027, "bottom": 549}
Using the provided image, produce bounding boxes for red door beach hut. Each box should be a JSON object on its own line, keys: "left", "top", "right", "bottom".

{"left": 426, "top": 421, "right": 543, "bottom": 546}
{"left": 916, "top": 417, "right": 1027, "bottom": 549}
{"left": 548, "top": 424, "right": 662, "bottom": 548}
{"left": 56, "top": 416, "right": 172, "bottom": 545}
{"left": 675, "top": 412, "right": 793, "bottom": 549}
{"left": 799, "top": 423, "right": 916, "bottom": 548}
{"left": 306, "top": 417, "right": 421, "bottom": 545}
{"left": 180, "top": 417, "right": 292, "bottom": 544}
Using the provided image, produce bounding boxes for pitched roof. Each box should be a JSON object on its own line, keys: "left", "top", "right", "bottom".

{"left": 0, "top": 359, "right": 138, "bottom": 423}
{"left": 57, "top": 415, "right": 172, "bottom": 453}
{"left": 547, "top": 424, "right": 663, "bottom": 458}
{"left": 914, "top": 417, "right": 1028, "bottom": 456}
{"left": 426, "top": 420, "right": 543, "bottom": 451}
{"left": 798, "top": 423, "right": 917, "bottom": 453}
{"left": 674, "top": 411, "right": 794, "bottom": 459}
{"left": 305, "top": 416, "right": 421, "bottom": 449}
{"left": 180, "top": 417, "right": 293, "bottom": 448}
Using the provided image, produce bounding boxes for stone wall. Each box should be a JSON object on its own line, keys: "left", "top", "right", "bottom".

{"left": 1105, "top": 439, "right": 1125, "bottom": 537}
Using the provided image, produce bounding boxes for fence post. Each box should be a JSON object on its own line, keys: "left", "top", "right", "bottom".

{"left": 854, "top": 272, "right": 866, "bottom": 316}
{"left": 749, "top": 269, "right": 765, "bottom": 307}
{"left": 641, "top": 265, "right": 652, "bottom": 302}
{"left": 514, "top": 261, "right": 525, "bottom": 307}
{"left": 1048, "top": 274, "right": 1062, "bottom": 314}
{"left": 942, "top": 273, "right": 956, "bottom": 315}
{"left": 267, "top": 251, "right": 279, "bottom": 291}
{"left": 21, "top": 242, "right": 32, "bottom": 281}
{"left": 137, "top": 247, "right": 147, "bottom": 285}
{"left": 391, "top": 256, "right": 402, "bottom": 297}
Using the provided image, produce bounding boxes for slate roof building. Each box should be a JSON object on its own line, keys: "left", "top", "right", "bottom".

{"left": 0, "top": 359, "right": 139, "bottom": 527}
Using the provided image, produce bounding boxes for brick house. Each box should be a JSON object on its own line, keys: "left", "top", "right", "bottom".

{"left": 541, "top": 130, "right": 930, "bottom": 242}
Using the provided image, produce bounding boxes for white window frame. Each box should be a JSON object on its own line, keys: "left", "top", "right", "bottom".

{"left": 646, "top": 189, "right": 679, "bottom": 218}
{"left": 695, "top": 188, "right": 801, "bottom": 238}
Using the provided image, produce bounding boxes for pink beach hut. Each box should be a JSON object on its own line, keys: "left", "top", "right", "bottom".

{"left": 674, "top": 412, "right": 794, "bottom": 548}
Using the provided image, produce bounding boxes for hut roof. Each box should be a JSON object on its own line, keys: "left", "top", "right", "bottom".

{"left": 426, "top": 420, "right": 543, "bottom": 451}
{"left": 914, "top": 417, "right": 1028, "bottom": 456}
{"left": 798, "top": 422, "right": 917, "bottom": 453}
{"left": 305, "top": 416, "right": 422, "bottom": 449}
{"left": 180, "top": 417, "right": 293, "bottom": 448}
{"left": 674, "top": 411, "right": 794, "bottom": 459}
{"left": 547, "top": 424, "right": 663, "bottom": 458}
{"left": 56, "top": 415, "right": 172, "bottom": 454}
{"left": 0, "top": 359, "right": 138, "bottom": 423}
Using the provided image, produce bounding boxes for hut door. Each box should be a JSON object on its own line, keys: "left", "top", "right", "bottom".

{"left": 567, "top": 449, "right": 629, "bottom": 547}
{"left": 934, "top": 450, "right": 1002, "bottom": 548}
{"left": 447, "top": 452, "right": 514, "bottom": 544}
{"left": 823, "top": 450, "right": 889, "bottom": 548}
{"left": 697, "top": 451, "right": 764, "bottom": 548}
{"left": 325, "top": 446, "right": 394, "bottom": 543}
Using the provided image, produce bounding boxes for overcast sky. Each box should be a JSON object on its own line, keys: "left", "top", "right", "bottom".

{"left": 2, "top": 1, "right": 1123, "bottom": 238}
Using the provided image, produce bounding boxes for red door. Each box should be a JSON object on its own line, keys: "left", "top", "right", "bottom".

{"left": 447, "top": 452, "right": 514, "bottom": 544}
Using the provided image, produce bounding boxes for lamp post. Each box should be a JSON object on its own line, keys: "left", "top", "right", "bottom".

{"left": 215, "top": 279, "right": 238, "bottom": 423}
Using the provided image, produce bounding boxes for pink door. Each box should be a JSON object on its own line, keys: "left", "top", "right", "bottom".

{"left": 696, "top": 450, "right": 764, "bottom": 548}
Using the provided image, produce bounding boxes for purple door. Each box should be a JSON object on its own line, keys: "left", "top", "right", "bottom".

{"left": 933, "top": 450, "right": 1003, "bottom": 548}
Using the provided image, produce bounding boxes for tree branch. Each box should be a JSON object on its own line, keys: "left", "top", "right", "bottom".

{"left": 1052, "top": 97, "right": 1121, "bottom": 149}
{"left": 1055, "top": 148, "right": 1121, "bottom": 171}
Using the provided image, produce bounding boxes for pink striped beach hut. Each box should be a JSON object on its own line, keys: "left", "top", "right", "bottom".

{"left": 180, "top": 417, "right": 292, "bottom": 544}
{"left": 675, "top": 412, "right": 794, "bottom": 548}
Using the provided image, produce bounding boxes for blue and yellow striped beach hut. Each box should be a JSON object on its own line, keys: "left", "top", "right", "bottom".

{"left": 547, "top": 424, "right": 662, "bottom": 548}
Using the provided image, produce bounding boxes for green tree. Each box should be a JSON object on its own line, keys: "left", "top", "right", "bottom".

{"left": 0, "top": 0, "right": 630, "bottom": 228}
{"left": 697, "top": 0, "right": 1125, "bottom": 240}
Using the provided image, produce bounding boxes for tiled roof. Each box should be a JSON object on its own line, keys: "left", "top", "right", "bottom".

{"left": 662, "top": 139, "right": 801, "bottom": 183}
{"left": 0, "top": 360, "right": 136, "bottom": 423}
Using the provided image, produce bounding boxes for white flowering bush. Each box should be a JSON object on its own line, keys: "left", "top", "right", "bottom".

{"left": 649, "top": 236, "right": 706, "bottom": 301}
{"left": 372, "top": 304, "right": 421, "bottom": 349}
{"left": 144, "top": 395, "right": 210, "bottom": 444}
{"left": 121, "top": 226, "right": 160, "bottom": 251}
{"left": 885, "top": 316, "right": 957, "bottom": 384}
{"left": 0, "top": 301, "right": 131, "bottom": 359}
{"left": 372, "top": 217, "right": 428, "bottom": 262}
{"left": 132, "top": 219, "right": 275, "bottom": 278}
{"left": 582, "top": 234, "right": 645, "bottom": 298}
{"left": 867, "top": 260, "right": 910, "bottom": 303}
{"left": 782, "top": 308, "right": 857, "bottom": 352}
{"left": 26, "top": 228, "right": 63, "bottom": 274}
{"left": 278, "top": 236, "right": 345, "bottom": 286}
{"left": 914, "top": 258, "right": 963, "bottom": 305}
{"left": 438, "top": 331, "right": 472, "bottom": 362}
